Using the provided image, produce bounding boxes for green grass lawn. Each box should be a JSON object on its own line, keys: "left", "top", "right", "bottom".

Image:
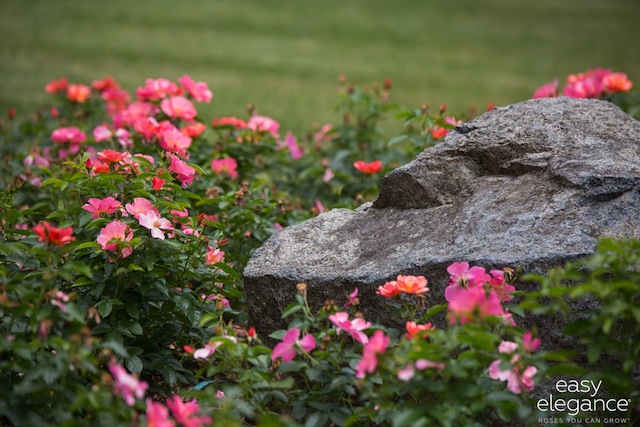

{"left": 1, "top": 0, "right": 639, "bottom": 134}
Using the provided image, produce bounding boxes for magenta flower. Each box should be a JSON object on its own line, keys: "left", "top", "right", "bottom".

{"left": 488, "top": 269, "right": 515, "bottom": 303}
{"left": 444, "top": 262, "right": 491, "bottom": 302}
{"left": 284, "top": 131, "right": 303, "bottom": 159}
{"left": 344, "top": 287, "right": 359, "bottom": 308}
{"left": 136, "top": 77, "right": 182, "bottom": 101}
{"left": 145, "top": 398, "right": 175, "bottom": 427}
{"left": 247, "top": 114, "right": 280, "bottom": 138}
{"left": 82, "top": 196, "right": 121, "bottom": 219}
{"left": 522, "top": 331, "right": 541, "bottom": 353}
{"left": 168, "top": 153, "right": 196, "bottom": 188}
{"left": 159, "top": 126, "right": 192, "bottom": 155}
{"left": 328, "top": 312, "right": 371, "bottom": 344}
{"left": 179, "top": 75, "right": 213, "bottom": 103}
{"left": 138, "top": 210, "right": 174, "bottom": 240}
{"left": 211, "top": 157, "right": 239, "bottom": 179}
{"left": 109, "top": 360, "right": 148, "bottom": 406}
{"left": 97, "top": 220, "right": 134, "bottom": 258}
{"left": 161, "top": 96, "right": 197, "bottom": 122}
{"left": 532, "top": 80, "right": 558, "bottom": 98}
{"left": 447, "top": 286, "right": 504, "bottom": 325}
{"left": 166, "top": 396, "right": 212, "bottom": 427}
{"left": 51, "top": 126, "right": 87, "bottom": 145}
{"left": 271, "top": 328, "right": 316, "bottom": 362}
{"left": 355, "top": 330, "right": 390, "bottom": 379}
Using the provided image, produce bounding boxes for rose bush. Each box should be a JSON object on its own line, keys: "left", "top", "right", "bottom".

{"left": 0, "top": 69, "right": 638, "bottom": 426}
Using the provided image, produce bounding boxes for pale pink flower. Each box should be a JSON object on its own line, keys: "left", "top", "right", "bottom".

{"left": 109, "top": 360, "right": 148, "bottom": 406}
{"left": 315, "top": 199, "right": 325, "bottom": 214}
{"left": 447, "top": 286, "right": 504, "bottom": 325}
{"left": 145, "top": 398, "right": 175, "bottom": 427}
{"left": 93, "top": 124, "right": 112, "bottom": 142}
{"left": 215, "top": 390, "right": 225, "bottom": 399}
{"left": 444, "top": 116, "right": 462, "bottom": 126}
{"left": 322, "top": 168, "right": 334, "bottom": 183}
{"left": 97, "top": 220, "right": 134, "bottom": 258}
{"left": 415, "top": 359, "right": 445, "bottom": 370}
{"left": 168, "top": 153, "right": 196, "bottom": 187}
{"left": 489, "top": 356, "right": 537, "bottom": 394}
{"left": 444, "top": 262, "right": 491, "bottom": 302}
{"left": 211, "top": 157, "right": 239, "bottom": 178}
{"left": 50, "top": 290, "right": 70, "bottom": 312}
{"left": 125, "top": 197, "right": 158, "bottom": 219}
{"left": 271, "top": 328, "right": 316, "bottom": 362}
{"left": 247, "top": 114, "right": 280, "bottom": 138}
{"left": 179, "top": 75, "right": 213, "bottom": 103}
{"left": 161, "top": 96, "right": 197, "bottom": 122}
{"left": 115, "top": 128, "right": 133, "bottom": 149}
{"left": 532, "top": 80, "right": 558, "bottom": 98}
{"left": 165, "top": 396, "right": 212, "bottom": 427}
{"left": 397, "top": 364, "right": 415, "bottom": 381}
{"left": 159, "top": 126, "right": 192, "bottom": 155}
{"left": 329, "top": 312, "right": 370, "bottom": 344}
{"left": 138, "top": 210, "right": 174, "bottom": 240}
{"left": 498, "top": 341, "right": 519, "bottom": 354}
{"left": 82, "top": 196, "right": 121, "bottom": 219}
{"left": 284, "top": 131, "right": 303, "bottom": 159}
{"left": 314, "top": 123, "right": 336, "bottom": 145}
{"left": 355, "top": 330, "right": 390, "bottom": 379}
{"left": 205, "top": 247, "right": 225, "bottom": 265}
{"left": 193, "top": 341, "right": 222, "bottom": 359}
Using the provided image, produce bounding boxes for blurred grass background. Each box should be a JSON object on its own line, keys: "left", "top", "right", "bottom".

{"left": 1, "top": 0, "right": 639, "bottom": 134}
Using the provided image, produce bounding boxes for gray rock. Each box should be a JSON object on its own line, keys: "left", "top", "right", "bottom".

{"left": 244, "top": 97, "right": 640, "bottom": 340}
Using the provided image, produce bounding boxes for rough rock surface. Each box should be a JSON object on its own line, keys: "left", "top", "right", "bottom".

{"left": 244, "top": 97, "right": 640, "bottom": 340}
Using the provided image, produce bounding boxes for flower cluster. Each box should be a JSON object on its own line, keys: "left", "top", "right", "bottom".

{"left": 444, "top": 262, "right": 515, "bottom": 325}
{"left": 489, "top": 332, "right": 540, "bottom": 394}
{"left": 532, "top": 68, "right": 633, "bottom": 99}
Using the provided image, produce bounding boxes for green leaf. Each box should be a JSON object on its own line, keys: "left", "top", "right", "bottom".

{"left": 126, "top": 356, "right": 144, "bottom": 374}
{"left": 281, "top": 303, "right": 302, "bottom": 319}
{"left": 387, "top": 134, "right": 408, "bottom": 146}
{"left": 128, "top": 322, "right": 143, "bottom": 335}
{"left": 267, "top": 377, "right": 295, "bottom": 389}
{"left": 74, "top": 241, "right": 101, "bottom": 251}
{"left": 419, "top": 303, "right": 447, "bottom": 321}
{"left": 96, "top": 300, "right": 113, "bottom": 318}
{"left": 39, "top": 178, "right": 63, "bottom": 188}
{"left": 213, "top": 261, "right": 239, "bottom": 280}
